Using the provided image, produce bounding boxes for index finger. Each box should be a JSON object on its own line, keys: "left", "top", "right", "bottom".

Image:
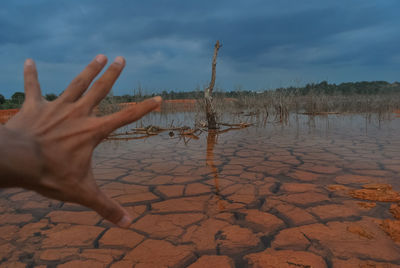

{"left": 98, "top": 96, "right": 162, "bottom": 135}
{"left": 24, "top": 59, "right": 42, "bottom": 103}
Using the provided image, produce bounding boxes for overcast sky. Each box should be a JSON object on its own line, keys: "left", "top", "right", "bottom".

{"left": 1, "top": 0, "right": 400, "bottom": 97}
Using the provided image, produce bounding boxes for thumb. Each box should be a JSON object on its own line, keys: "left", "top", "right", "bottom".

{"left": 88, "top": 189, "right": 132, "bottom": 228}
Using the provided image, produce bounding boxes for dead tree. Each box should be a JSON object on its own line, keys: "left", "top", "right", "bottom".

{"left": 204, "top": 40, "right": 221, "bottom": 129}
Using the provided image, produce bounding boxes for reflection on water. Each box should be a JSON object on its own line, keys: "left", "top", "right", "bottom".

{"left": 0, "top": 113, "right": 400, "bottom": 267}
{"left": 207, "top": 130, "right": 225, "bottom": 211}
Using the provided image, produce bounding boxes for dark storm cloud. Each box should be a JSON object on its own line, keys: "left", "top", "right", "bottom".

{"left": 0, "top": 0, "right": 399, "bottom": 97}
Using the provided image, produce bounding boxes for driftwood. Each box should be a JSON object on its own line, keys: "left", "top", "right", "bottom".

{"left": 106, "top": 135, "right": 154, "bottom": 141}
{"left": 218, "top": 122, "right": 252, "bottom": 128}
{"left": 298, "top": 111, "right": 341, "bottom": 115}
{"left": 105, "top": 125, "right": 204, "bottom": 141}
{"left": 180, "top": 128, "right": 202, "bottom": 136}
{"left": 105, "top": 122, "right": 250, "bottom": 142}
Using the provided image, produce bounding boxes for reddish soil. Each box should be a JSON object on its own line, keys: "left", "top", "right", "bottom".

{"left": 118, "top": 99, "right": 197, "bottom": 113}
{"left": 0, "top": 109, "right": 19, "bottom": 124}
{"left": 0, "top": 116, "right": 399, "bottom": 267}
{"left": 120, "top": 98, "right": 235, "bottom": 112}
{"left": 349, "top": 183, "right": 400, "bottom": 202}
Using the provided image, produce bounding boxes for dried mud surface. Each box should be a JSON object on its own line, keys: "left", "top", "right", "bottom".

{"left": 1, "top": 115, "right": 400, "bottom": 267}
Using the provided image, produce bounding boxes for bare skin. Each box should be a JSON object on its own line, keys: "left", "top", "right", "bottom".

{"left": 0, "top": 55, "right": 162, "bottom": 228}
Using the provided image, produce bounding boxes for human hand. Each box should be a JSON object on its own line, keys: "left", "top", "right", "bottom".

{"left": 3, "top": 55, "right": 161, "bottom": 228}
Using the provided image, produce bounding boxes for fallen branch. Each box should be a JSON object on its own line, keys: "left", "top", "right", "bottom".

{"left": 218, "top": 122, "right": 252, "bottom": 128}
{"left": 105, "top": 135, "right": 153, "bottom": 141}
{"left": 298, "top": 112, "right": 341, "bottom": 115}
{"left": 106, "top": 121, "right": 252, "bottom": 142}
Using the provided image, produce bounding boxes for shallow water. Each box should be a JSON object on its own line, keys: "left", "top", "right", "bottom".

{"left": 1, "top": 113, "right": 400, "bottom": 267}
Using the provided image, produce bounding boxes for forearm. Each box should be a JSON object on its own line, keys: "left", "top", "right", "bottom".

{"left": 0, "top": 126, "right": 43, "bottom": 188}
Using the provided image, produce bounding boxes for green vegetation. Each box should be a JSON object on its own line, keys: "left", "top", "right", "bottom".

{"left": 108, "top": 80, "right": 400, "bottom": 102}
{"left": 44, "top": 93, "right": 58, "bottom": 101}
{"left": 0, "top": 92, "right": 59, "bottom": 109}
{"left": 276, "top": 81, "right": 400, "bottom": 95}
{"left": 11, "top": 92, "right": 25, "bottom": 105}
{"left": 2, "top": 81, "right": 400, "bottom": 116}
{"left": 0, "top": 92, "right": 25, "bottom": 109}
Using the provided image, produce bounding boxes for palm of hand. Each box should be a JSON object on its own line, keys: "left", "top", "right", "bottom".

{"left": 4, "top": 55, "right": 161, "bottom": 227}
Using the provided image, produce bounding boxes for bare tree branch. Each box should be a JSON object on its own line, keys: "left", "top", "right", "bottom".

{"left": 204, "top": 40, "right": 221, "bottom": 129}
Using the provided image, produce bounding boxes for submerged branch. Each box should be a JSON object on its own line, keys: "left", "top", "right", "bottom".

{"left": 105, "top": 121, "right": 251, "bottom": 142}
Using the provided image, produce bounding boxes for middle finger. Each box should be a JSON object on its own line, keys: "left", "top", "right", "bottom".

{"left": 77, "top": 56, "right": 125, "bottom": 113}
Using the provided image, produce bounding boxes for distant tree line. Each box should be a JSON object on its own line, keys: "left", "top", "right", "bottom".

{"left": 0, "top": 92, "right": 58, "bottom": 109}
{"left": 275, "top": 81, "right": 400, "bottom": 95}
{"left": 1, "top": 81, "right": 399, "bottom": 109}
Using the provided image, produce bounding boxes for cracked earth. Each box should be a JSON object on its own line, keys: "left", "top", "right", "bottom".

{"left": 1, "top": 115, "right": 400, "bottom": 267}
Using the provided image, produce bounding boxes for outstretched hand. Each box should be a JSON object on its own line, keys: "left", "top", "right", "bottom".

{"left": 2, "top": 55, "right": 161, "bottom": 228}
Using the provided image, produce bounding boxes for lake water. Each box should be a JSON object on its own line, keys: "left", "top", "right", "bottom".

{"left": 1, "top": 113, "right": 400, "bottom": 267}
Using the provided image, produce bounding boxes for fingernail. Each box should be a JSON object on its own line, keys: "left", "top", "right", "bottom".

{"left": 116, "top": 215, "right": 132, "bottom": 228}
{"left": 95, "top": 54, "right": 107, "bottom": 64}
{"left": 114, "top": 56, "right": 125, "bottom": 65}
{"left": 24, "top": 59, "right": 35, "bottom": 67}
{"left": 152, "top": 96, "right": 162, "bottom": 104}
